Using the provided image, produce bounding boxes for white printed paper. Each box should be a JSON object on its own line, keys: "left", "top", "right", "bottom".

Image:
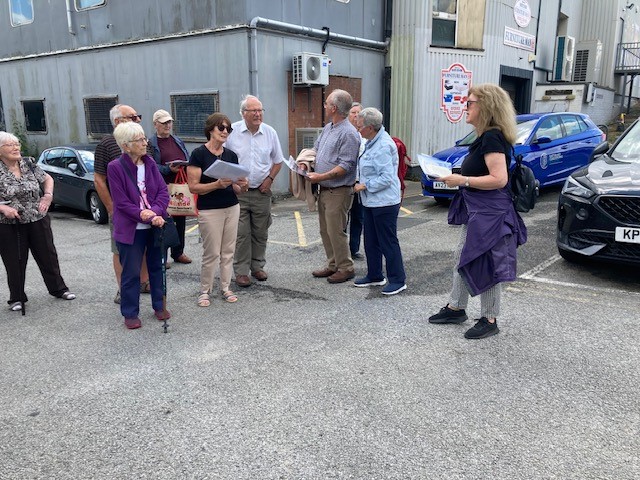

{"left": 203, "top": 160, "right": 250, "bottom": 181}
{"left": 417, "top": 154, "right": 452, "bottom": 179}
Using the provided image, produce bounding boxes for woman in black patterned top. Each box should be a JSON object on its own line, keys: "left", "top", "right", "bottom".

{"left": 0, "top": 131, "right": 76, "bottom": 312}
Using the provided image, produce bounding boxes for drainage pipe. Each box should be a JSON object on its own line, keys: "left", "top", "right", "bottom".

{"left": 65, "top": 0, "right": 75, "bottom": 35}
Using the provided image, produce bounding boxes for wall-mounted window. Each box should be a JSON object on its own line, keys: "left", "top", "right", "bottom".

{"left": 9, "top": 0, "right": 34, "bottom": 26}
{"left": 83, "top": 96, "right": 118, "bottom": 138}
{"left": 432, "top": 0, "right": 485, "bottom": 50}
{"left": 170, "top": 92, "right": 220, "bottom": 141}
{"left": 75, "top": 0, "right": 106, "bottom": 11}
{"left": 22, "top": 100, "right": 46, "bottom": 133}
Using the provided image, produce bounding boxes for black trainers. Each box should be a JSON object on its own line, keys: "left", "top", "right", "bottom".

{"left": 428, "top": 305, "right": 468, "bottom": 324}
{"left": 464, "top": 317, "right": 499, "bottom": 339}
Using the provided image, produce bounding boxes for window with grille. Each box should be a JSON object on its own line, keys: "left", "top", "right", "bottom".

{"left": 22, "top": 100, "right": 46, "bottom": 133}
{"left": 75, "top": 0, "right": 106, "bottom": 10}
{"left": 170, "top": 92, "right": 220, "bottom": 141}
{"left": 9, "top": 0, "right": 34, "bottom": 26}
{"left": 83, "top": 96, "right": 118, "bottom": 138}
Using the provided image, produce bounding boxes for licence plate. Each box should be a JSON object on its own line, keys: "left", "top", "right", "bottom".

{"left": 615, "top": 226, "right": 640, "bottom": 244}
{"left": 433, "top": 181, "right": 458, "bottom": 191}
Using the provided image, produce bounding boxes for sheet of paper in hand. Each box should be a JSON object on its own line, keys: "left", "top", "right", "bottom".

{"left": 284, "top": 155, "right": 309, "bottom": 177}
{"left": 417, "top": 154, "right": 452, "bottom": 179}
{"left": 203, "top": 160, "right": 250, "bottom": 181}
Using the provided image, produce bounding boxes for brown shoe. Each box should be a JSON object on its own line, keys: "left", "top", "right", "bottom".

{"left": 327, "top": 270, "right": 356, "bottom": 284}
{"left": 235, "top": 274, "right": 252, "bottom": 287}
{"left": 252, "top": 270, "right": 268, "bottom": 281}
{"left": 312, "top": 267, "right": 337, "bottom": 278}
{"left": 174, "top": 254, "right": 192, "bottom": 264}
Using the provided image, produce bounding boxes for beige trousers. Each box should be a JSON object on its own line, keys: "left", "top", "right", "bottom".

{"left": 317, "top": 186, "right": 354, "bottom": 272}
{"left": 198, "top": 204, "right": 240, "bottom": 294}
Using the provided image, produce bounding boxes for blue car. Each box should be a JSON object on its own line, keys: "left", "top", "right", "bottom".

{"left": 421, "top": 112, "right": 606, "bottom": 204}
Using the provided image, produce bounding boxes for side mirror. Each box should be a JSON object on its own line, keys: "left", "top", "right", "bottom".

{"left": 589, "top": 141, "right": 609, "bottom": 163}
{"left": 533, "top": 136, "right": 552, "bottom": 145}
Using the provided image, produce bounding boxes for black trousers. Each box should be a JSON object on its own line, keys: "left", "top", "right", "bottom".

{"left": 0, "top": 215, "right": 68, "bottom": 304}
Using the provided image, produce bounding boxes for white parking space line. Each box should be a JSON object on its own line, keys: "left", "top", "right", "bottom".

{"left": 519, "top": 254, "right": 640, "bottom": 297}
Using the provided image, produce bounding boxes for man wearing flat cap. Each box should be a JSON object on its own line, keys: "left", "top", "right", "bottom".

{"left": 148, "top": 109, "right": 192, "bottom": 265}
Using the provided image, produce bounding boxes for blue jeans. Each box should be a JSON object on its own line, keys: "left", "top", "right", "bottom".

{"left": 363, "top": 203, "right": 406, "bottom": 284}
{"left": 117, "top": 229, "right": 164, "bottom": 318}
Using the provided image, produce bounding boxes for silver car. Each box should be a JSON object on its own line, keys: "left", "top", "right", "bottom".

{"left": 37, "top": 144, "right": 108, "bottom": 224}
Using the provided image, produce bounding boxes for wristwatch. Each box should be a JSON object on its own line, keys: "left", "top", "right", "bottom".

{"left": 464, "top": 177, "right": 470, "bottom": 187}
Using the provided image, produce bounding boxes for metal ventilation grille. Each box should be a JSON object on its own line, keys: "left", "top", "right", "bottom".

{"left": 293, "top": 54, "right": 303, "bottom": 84}
{"left": 573, "top": 49, "right": 589, "bottom": 82}
{"left": 597, "top": 196, "right": 640, "bottom": 225}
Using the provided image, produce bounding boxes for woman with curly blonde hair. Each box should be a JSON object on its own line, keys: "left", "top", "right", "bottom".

{"left": 427, "top": 83, "right": 527, "bottom": 339}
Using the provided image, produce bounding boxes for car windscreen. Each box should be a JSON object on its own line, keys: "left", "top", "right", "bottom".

{"left": 457, "top": 118, "right": 538, "bottom": 147}
{"left": 515, "top": 119, "right": 538, "bottom": 145}
{"left": 79, "top": 150, "right": 95, "bottom": 172}
{"left": 609, "top": 122, "right": 640, "bottom": 163}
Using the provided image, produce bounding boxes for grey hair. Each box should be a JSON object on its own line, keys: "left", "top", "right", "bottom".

{"left": 330, "top": 89, "right": 354, "bottom": 117}
{"left": 109, "top": 104, "right": 126, "bottom": 127}
{"left": 0, "top": 131, "right": 19, "bottom": 146}
{"left": 351, "top": 102, "right": 362, "bottom": 109}
{"left": 113, "top": 122, "right": 145, "bottom": 150}
{"left": 358, "top": 107, "right": 383, "bottom": 132}
{"left": 239, "top": 94, "right": 261, "bottom": 115}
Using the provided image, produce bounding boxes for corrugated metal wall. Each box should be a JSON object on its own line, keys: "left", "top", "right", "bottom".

{"left": 391, "top": 0, "right": 545, "bottom": 160}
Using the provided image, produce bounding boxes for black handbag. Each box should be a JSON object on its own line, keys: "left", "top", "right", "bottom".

{"left": 153, "top": 216, "right": 180, "bottom": 248}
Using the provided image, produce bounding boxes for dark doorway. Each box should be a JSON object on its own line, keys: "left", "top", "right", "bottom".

{"left": 500, "top": 65, "right": 533, "bottom": 114}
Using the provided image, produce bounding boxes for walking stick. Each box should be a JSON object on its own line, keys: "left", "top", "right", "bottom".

{"left": 160, "top": 226, "right": 168, "bottom": 333}
{"left": 14, "top": 220, "right": 26, "bottom": 316}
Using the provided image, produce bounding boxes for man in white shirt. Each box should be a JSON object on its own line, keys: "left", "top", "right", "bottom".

{"left": 225, "top": 95, "right": 284, "bottom": 287}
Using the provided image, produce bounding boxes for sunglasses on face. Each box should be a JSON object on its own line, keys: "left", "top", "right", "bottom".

{"left": 121, "top": 114, "right": 142, "bottom": 121}
{"left": 216, "top": 125, "right": 233, "bottom": 133}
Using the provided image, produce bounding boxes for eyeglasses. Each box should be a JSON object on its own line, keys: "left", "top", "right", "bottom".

{"left": 216, "top": 125, "right": 233, "bottom": 133}
{"left": 1, "top": 142, "right": 20, "bottom": 148}
{"left": 244, "top": 109, "right": 264, "bottom": 114}
{"left": 159, "top": 120, "right": 173, "bottom": 125}
{"left": 466, "top": 100, "right": 479, "bottom": 107}
{"left": 129, "top": 137, "right": 148, "bottom": 144}
{"left": 120, "top": 114, "right": 142, "bottom": 121}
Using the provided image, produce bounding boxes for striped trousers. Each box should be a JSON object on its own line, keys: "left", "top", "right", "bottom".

{"left": 448, "top": 225, "right": 501, "bottom": 319}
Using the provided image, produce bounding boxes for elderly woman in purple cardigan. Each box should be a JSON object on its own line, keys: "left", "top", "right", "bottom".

{"left": 107, "top": 122, "right": 169, "bottom": 330}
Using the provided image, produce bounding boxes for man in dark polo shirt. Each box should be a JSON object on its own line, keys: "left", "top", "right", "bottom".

{"left": 94, "top": 104, "right": 148, "bottom": 304}
{"left": 306, "top": 89, "right": 361, "bottom": 284}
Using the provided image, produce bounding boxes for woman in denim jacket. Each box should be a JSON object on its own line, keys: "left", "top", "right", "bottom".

{"left": 353, "top": 107, "right": 407, "bottom": 296}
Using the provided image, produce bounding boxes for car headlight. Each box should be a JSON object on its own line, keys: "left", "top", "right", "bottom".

{"left": 561, "top": 176, "right": 594, "bottom": 199}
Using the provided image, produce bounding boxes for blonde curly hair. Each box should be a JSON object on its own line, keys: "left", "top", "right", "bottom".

{"left": 468, "top": 84, "right": 517, "bottom": 145}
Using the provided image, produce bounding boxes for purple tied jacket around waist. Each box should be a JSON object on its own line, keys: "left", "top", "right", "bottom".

{"left": 448, "top": 187, "right": 527, "bottom": 296}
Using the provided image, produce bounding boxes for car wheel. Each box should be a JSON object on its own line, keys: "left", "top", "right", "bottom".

{"left": 434, "top": 197, "right": 451, "bottom": 206}
{"left": 89, "top": 192, "right": 108, "bottom": 224}
{"left": 558, "top": 247, "right": 587, "bottom": 264}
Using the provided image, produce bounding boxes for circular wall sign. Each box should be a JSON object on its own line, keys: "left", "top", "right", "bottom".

{"left": 514, "top": 0, "right": 531, "bottom": 28}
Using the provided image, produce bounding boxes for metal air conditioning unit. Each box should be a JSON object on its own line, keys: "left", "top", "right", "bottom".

{"left": 553, "top": 35, "right": 575, "bottom": 81}
{"left": 573, "top": 40, "right": 603, "bottom": 84}
{"left": 292, "top": 53, "right": 330, "bottom": 86}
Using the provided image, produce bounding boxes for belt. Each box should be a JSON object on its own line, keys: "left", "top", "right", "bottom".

{"left": 318, "top": 185, "right": 353, "bottom": 192}
{"left": 248, "top": 187, "right": 261, "bottom": 191}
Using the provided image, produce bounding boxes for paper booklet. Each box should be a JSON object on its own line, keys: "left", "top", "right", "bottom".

{"left": 284, "top": 155, "right": 309, "bottom": 177}
{"left": 417, "top": 154, "right": 452, "bottom": 179}
{"left": 202, "top": 159, "right": 250, "bottom": 181}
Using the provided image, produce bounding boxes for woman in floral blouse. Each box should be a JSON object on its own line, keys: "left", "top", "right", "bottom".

{"left": 0, "top": 131, "right": 76, "bottom": 312}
